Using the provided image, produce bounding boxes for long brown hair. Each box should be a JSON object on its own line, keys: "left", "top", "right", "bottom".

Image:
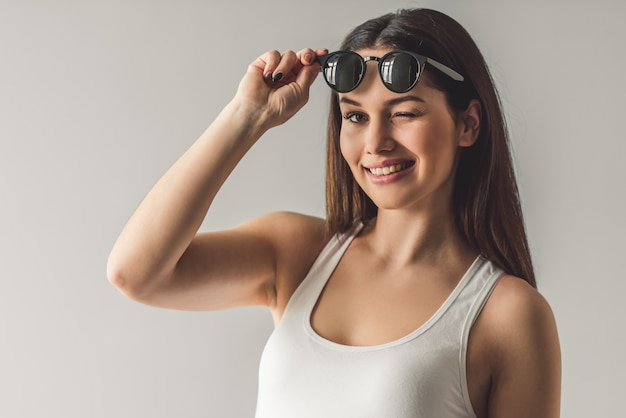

{"left": 325, "top": 8, "right": 536, "bottom": 287}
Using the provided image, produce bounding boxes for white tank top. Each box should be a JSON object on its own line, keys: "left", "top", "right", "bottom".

{"left": 255, "top": 221, "right": 503, "bottom": 418}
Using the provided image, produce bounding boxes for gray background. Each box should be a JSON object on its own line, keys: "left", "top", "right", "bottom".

{"left": 1, "top": 0, "right": 624, "bottom": 416}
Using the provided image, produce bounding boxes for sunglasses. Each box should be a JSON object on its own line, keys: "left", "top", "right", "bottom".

{"left": 317, "top": 50, "right": 464, "bottom": 93}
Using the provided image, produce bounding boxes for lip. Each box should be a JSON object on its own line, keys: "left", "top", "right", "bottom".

{"left": 363, "top": 159, "right": 415, "bottom": 184}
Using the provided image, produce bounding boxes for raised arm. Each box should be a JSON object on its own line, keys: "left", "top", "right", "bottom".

{"left": 107, "top": 48, "right": 328, "bottom": 313}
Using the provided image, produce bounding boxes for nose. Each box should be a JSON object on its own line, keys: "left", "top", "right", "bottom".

{"left": 364, "top": 118, "right": 395, "bottom": 155}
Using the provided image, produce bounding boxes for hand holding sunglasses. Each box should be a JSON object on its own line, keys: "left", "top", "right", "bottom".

{"left": 317, "top": 50, "right": 464, "bottom": 93}
{"left": 233, "top": 48, "right": 327, "bottom": 130}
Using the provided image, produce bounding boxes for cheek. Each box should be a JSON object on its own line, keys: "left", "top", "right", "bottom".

{"left": 415, "top": 120, "right": 458, "bottom": 158}
{"left": 339, "top": 133, "right": 360, "bottom": 166}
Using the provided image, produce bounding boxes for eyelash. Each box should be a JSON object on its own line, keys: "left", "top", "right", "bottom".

{"left": 343, "top": 112, "right": 366, "bottom": 123}
{"left": 342, "top": 111, "right": 421, "bottom": 124}
{"left": 393, "top": 112, "right": 418, "bottom": 118}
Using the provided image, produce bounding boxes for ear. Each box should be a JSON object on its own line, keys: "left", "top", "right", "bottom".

{"left": 457, "top": 99, "right": 481, "bottom": 147}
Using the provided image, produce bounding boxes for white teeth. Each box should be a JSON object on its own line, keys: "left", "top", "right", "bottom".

{"left": 369, "top": 163, "right": 406, "bottom": 176}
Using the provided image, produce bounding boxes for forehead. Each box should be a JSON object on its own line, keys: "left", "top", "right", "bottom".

{"left": 352, "top": 47, "right": 394, "bottom": 59}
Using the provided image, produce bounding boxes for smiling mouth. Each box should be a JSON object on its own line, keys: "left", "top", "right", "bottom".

{"left": 366, "top": 161, "right": 415, "bottom": 176}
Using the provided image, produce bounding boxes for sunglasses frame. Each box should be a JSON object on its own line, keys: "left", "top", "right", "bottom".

{"left": 317, "top": 49, "right": 465, "bottom": 93}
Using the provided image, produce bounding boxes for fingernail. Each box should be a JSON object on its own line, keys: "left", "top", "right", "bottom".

{"left": 263, "top": 72, "right": 272, "bottom": 81}
{"left": 272, "top": 72, "right": 283, "bottom": 83}
{"left": 303, "top": 53, "right": 312, "bottom": 64}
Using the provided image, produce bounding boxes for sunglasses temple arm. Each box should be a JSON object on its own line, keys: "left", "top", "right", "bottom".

{"left": 315, "top": 55, "right": 328, "bottom": 72}
{"left": 426, "top": 58, "right": 465, "bottom": 82}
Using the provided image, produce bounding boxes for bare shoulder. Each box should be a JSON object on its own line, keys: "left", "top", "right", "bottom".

{"left": 237, "top": 211, "right": 329, "bottom": 316}
{"left": 481, "top": 275, "right": 561, "bottom": 368}
{"left": 482, "top": 275, "right": 557, "bottom": 331}
{"left": 476, "top": 274, "right": 562, "bottom": 417}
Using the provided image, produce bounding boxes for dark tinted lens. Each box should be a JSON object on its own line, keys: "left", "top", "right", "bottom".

{"left": 380, "top": 52, "right": 420, "bottom": 93}
{"left": 322, "top": 52, "right": 364, "bottom": 93}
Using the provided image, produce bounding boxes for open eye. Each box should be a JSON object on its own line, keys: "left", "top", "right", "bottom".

{"left": 343, "top": 112, "right": 367, "bottom": 124}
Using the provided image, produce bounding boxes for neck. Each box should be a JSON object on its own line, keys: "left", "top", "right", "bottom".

{"left": 363, "top": 207, "right": 476, "bottom": 268}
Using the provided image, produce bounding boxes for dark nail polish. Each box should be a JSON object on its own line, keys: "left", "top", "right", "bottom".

{"left": 272, "top": 72, "right": 283, "bottom": 83}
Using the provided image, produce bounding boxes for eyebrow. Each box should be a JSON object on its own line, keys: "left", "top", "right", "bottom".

{"left": 338, "top": 95, "right": 426, "bottom": 107}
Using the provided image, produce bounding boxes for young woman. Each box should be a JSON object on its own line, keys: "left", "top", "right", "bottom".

{"left": 108, "top": 8, "right": 561, "bottom": 418}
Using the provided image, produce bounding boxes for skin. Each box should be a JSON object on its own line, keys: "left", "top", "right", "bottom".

{"left": 108, "top": 47, "right": 561, "bottom": 417}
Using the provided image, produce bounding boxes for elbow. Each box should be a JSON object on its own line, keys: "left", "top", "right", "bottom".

{"left": 107, "top": 264, "right": 128, "bottom": 293}
{"left": 106, "top": 257, "right": 134, "bottom": 297}
{"left": 106, "top": 255, "right": 155, "bottom": 302}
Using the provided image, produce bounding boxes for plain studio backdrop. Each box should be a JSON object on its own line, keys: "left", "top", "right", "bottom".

{"left": 1, "top": 0, "right": 624, "bottom": 416}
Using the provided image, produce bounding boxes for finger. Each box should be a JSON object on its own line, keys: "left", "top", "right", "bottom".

{"left": 260, "top": 50, "right": 282, "bottom": 81}
{"left": 271, "top": 50, "right": 298, "bottom": 83}
{"left": 297, "top": 48, "right": 317, "bottom": 66}
{"left": 295, "top": 59, "right": 322, "bottom": 92}
{"left": 279, "top": 48, "right": 315, "bottom": 84}
{"left": 315, "top": 48, "right": 329, "bottom": 60}
{"left": 295, "top": 48, "right": 327, "bottom": 87}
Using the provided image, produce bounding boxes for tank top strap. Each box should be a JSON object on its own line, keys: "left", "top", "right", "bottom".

{"left": 453, "top": 256, "right": 504, "bottom": 415}
{"left": 455, "top": 256, "right": 505, "bottom": 332}
{"left": 434, "top": 256, "right": 503, "bottom": 339}
{"left": 279, "top": 220, "right": 364, "bottom": 323}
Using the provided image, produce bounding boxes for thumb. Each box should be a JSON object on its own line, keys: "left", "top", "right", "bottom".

{"left": 295, "top": 62, "right": 321, "bottom": 93}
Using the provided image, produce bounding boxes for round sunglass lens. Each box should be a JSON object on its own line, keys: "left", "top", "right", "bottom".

{"left": 323, "top": 52, "right": 363, "bottom": 93}
{"left": 380, "top": 52, "right": 420, "bottom": 93}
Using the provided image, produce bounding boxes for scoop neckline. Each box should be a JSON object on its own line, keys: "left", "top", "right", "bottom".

{"left": 304, "top": 246, "right": 484, "bottom": 352}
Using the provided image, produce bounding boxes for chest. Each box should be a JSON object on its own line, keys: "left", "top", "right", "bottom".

{"left": 258, "top": 331, "right": 469, "bottom": 418}
{"left": 303, "top": 250, "right": 492, "bottom": 417}
{"left": 259, "top": 263, "right": 483, "bottom": 418}
{"left": 310, "top": 253, "right": 460, "bottom": 347}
